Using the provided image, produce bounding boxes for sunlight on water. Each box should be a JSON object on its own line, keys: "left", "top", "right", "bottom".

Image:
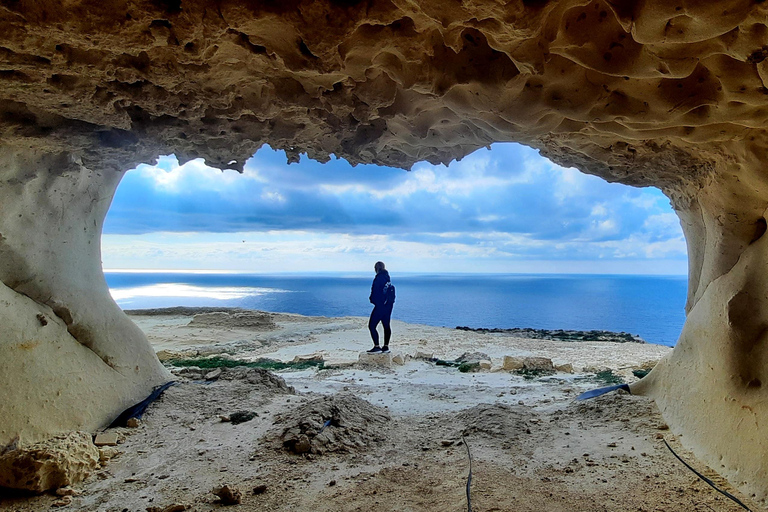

{"left": 109, "top": 283, "right": 289, "bottom": 302}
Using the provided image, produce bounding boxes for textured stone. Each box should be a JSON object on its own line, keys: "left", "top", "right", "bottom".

{"left": 503, "top": 356, "right": 554, "bottom": 372}
{"left": 521, "top": 357, "right": 555, "bottom": 372}
{"left": 204, "top": 369, "right": 223, "bottom": 381}
{"left": 212, "top": 484, "right": 242, "bottom": 505}
{"left": 502, "top": 356, "right": 524, "bottom": 371}
{"left": 0, "top": 432, "right": 99, "bottom": 492}
{"left": 291, "top": 353, "right": 324, "bottom": 364}
{"left": 358, "top": 352, "right": 393, "bottom": 368}
{"left": 2, "top": 0, "right": 768, "bottom": 500}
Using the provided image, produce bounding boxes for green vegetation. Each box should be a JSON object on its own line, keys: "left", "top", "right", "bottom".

{"left": 166, "top": 356, "right": 324, "bottom": 371}
{"left": 230, "top": 411, "right": 258, "bottom": 425}
{"left": 513, "top": 368, "right": 556, "bottom": 380}
{"left": 632, "top": 368, "right": 651, "bottom": 379}
{"left": 458, "top": 362, "right": 480, "bottom": 373}
{"left": 593, "top": 369, "right": 624, "bottom": 385}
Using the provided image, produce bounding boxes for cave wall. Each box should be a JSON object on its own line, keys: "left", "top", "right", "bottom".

{"left": 3, "top": 0, "right": 768, "bottom": 500}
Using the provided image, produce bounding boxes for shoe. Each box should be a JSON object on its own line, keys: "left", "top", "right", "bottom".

{"left": 381, "top": 346, "right": 390, "bottom": 353}
{"left": 367, "top": 346, "right": 382, "bottom": 353}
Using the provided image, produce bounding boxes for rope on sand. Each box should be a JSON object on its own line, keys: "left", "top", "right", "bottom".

{"left": 462, "top": 434, "right": 473, "bottom": 512}
{"left": 663, "top": 439, "right": 752, "bottom": 511}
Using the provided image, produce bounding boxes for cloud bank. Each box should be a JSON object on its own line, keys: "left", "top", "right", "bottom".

{"left": 102, "top": 143, "right": 687, "bottom": 274}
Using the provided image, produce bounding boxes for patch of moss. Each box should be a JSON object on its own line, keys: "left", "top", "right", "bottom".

{"left": 230, "top": 410, "right": 258, "bottom": 425}
{"left": 632, "top": 368, "right": 651, "bottom": 379}
{"left": 458, "top": 362, "right": 480, "bottom": 373}
{"left": 166, "top": 356, "right": 324, "bottom": 371}
{"left": 513, "top": 368, "right": 555, "bottom": 380}
{"left": 593, "top": 369, "right": 624, "bottom": 385}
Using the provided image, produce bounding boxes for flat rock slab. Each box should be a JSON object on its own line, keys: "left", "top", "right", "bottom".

{"left": 93, "top": 432, "right": 119, "bottom": 447}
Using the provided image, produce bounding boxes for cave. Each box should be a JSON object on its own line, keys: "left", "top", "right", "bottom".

{"left": 2, "top": 0, "right": 768, "bottom": 503}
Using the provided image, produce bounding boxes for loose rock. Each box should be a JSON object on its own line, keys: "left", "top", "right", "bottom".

{"left": 212, "top": 484, "right": 242, "bottom": 505}
{"left": 0, "top": 432, "right": 99, "bottom": 492}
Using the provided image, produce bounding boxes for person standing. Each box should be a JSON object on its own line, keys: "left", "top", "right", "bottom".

{"left": 367, "top": 261, "right": 395, "bottom": 353}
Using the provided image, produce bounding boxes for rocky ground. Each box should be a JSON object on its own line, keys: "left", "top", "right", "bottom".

{"left": 0, "top": 310, "right": 758, "bottom": 512}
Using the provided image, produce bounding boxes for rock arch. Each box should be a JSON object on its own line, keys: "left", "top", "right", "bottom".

{"left": 2, "top": 0, "right": 768, "bottom": 500}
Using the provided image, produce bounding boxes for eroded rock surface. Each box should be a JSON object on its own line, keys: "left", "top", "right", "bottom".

{"left": 0, "top": 432, "right": 99, "bottom": 492}
{"left": 2, "top": 0, "right": 768, "bottom": 502}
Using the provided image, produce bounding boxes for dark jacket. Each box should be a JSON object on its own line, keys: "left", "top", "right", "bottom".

{"left": 369, "top": 270, "right": 392, "bottom": 307}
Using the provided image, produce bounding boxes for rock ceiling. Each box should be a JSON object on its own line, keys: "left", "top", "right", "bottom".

{"left": 1, "top": 0, "right": 766, "bottom": 192}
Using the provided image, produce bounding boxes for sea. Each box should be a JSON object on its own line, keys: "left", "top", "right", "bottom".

{"left": 106, "top": 272, "right": 688, "bottom": 347}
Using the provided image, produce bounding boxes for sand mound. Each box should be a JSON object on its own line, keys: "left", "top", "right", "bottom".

{"left": 456, "top": 403, "right": 537, "bottom": 439}
{"left": 272, "top": 393, "right": 390, "bottom": 455}
{"left": 174, "top": 366, "right": 294, "bottom": 394}
{"left": 188, "top": 311, "right": 277, "bottom": 330}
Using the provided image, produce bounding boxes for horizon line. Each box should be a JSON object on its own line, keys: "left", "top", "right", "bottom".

{"left": 103, "top": 267, "right": 688, "bottom": 277}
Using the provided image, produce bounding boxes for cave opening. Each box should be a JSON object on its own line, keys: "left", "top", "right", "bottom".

{"left": 101, "top": 142, "right": 688, "bottom": 346}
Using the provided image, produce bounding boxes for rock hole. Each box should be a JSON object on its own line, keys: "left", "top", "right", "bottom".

{"left": 750, "top": 217, "right": 767, "bottom": 244}
{"left": 152, "top": 0, "right": 182, "bottom": 14}
{"left": 298, "top": 39, "right": 317, "bottom": 59}
{"left": 748, "top": 378, "right": 762, "bottom": 389}
{"left": 150, "top": 19, "right": 172, "bottom": 29}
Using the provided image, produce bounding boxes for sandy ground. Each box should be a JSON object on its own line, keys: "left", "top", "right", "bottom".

{"left": 0, "top": 309, "right": 760, "bottom": 512}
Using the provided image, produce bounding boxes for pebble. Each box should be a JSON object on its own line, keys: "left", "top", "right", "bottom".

{"left": 51, "top": 496, "right": 72, "bottom": 507}
{"left": 55, "top": 487, "right": 81, "bottom": 497}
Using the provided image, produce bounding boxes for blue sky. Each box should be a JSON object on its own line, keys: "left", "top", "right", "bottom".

{"left": 101, "top": 142, "right": 688, "bottom": 274}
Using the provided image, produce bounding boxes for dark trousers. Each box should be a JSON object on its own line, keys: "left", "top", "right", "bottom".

{"left": 369, "top": 304, "right": 393, "bottom": 346}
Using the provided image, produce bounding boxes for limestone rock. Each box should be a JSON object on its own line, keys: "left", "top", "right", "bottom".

{"left": 502, "top": 356, "right": 524, "bottom": 371}
{"left": 0, "top": 432, "right": 99, "bottom": 492}
{"left": 55, "top": 486, "right": 82, "bottom": 497}
{"left": 391, "top": 354, "right": 405, "bottom": 366}
{"left": 147, "top": 504, "right": 187, "bottom": 512}
{"left": 204, "top": 369, "right": 223, "bottom": 381}
{"left": 93, "top": 432, "right": 119, "bottom": 447}
{"left": 503, "top": 356, "right": 554, "bottom": 372}
{"left": 358, "top": 352, "right": 393, "bottom": 368}
{"left": 523, "top": 358, "right": 554, "bottom": 371}
{"left": 555, "top": 363, "right": 574, "bottom": 374}
{"left": 51, "top": 496, "right": 73, "bottom": 507}
{"left": 98, "top": 447, "right": 121, "bottom": 463}
{"left": 212, "top": 484, "right": 242, "bottom": 505}
{"left": 292, "top": 353, "right": 324, "bottom": 364}
{"left": 189, "top": 311, "right": 276, "bottom": 330}
{"left": 125, "top": 417, "right": 141, "bottom": 428}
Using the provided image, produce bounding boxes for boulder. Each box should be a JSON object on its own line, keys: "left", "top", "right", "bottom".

{"left": 358, "top": 352, "right": 393, "bottom": 368}
{"left": 0, "top": 432, "right": 99, "bottom": 492}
